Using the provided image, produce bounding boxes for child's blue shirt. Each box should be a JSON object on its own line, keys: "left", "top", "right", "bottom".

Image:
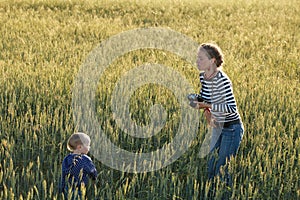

{"left": 60, "top": 153, "right": 97, "bottom": 191}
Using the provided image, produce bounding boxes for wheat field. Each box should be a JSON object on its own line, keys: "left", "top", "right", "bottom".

{"left": 0, "top": 0, "right": 299, "bottom": 199}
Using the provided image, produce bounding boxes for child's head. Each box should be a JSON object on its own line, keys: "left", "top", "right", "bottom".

{"left": 67, "top": 132, "right": 91, "bottom": 154}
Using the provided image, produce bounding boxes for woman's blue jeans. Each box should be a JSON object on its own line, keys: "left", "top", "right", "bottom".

{"left": 208, "top": 122, "right": 244, "bottom": 184}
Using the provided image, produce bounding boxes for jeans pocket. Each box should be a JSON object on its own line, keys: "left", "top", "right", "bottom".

{"left": 222, "top": 127, "right": 235, "bottom": 135}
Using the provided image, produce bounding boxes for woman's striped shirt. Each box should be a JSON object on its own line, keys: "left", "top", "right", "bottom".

{"left": 200, "top": 70, "right": 241, "bottom": 123}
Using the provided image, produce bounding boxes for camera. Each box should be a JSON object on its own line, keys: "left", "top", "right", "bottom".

{"left": 187, "top": 94, "right": 203, "bottom": 108}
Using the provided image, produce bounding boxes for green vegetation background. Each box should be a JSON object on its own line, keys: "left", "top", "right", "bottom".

{"left": 0, "top": 0, "right": 299, "bottom": 199}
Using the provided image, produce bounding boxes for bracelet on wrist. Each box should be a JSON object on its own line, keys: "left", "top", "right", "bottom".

{"left": 204, "top": 108, "right": 210, "bottom": 112}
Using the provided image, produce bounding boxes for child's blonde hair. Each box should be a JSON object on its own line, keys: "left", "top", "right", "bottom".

{"left": 67, "top": 132, "right": 91, "bottom": 151}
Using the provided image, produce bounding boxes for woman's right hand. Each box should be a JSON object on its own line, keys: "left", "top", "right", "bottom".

{"left": 203, "top": 109, "right": 216, "bottom": 127}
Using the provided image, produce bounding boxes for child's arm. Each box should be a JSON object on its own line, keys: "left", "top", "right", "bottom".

{"left": 83, "top": 155, "right": 98, "bottom": 180}
{"left": 89, "top": 167, "right": 98, "bottom": 180}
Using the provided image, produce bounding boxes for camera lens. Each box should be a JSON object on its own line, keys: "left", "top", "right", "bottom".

{"left": 187, "top": 94, "right": 203, "bottom": 102}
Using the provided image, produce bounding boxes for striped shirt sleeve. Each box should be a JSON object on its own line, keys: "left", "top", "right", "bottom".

{"left": 211, "top": 77, "right": 237, "bottom": 113}
{"left": 200, "top": 71, "right": 240, "bottom": 122}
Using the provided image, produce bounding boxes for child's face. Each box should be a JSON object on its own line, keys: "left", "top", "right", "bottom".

{"left": 76, "top": 141, "right": 90, "bottom": 154}
{"left": 81, "top": 142, "right": 90, "bottom": 154}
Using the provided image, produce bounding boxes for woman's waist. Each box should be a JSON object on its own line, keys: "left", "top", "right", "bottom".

{"left": 214, "top": 118, "right": 241, "bottom": 128}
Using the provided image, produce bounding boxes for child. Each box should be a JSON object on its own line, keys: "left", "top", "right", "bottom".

{"left": 60, "top": 132, "right": 98, "bottom": 199}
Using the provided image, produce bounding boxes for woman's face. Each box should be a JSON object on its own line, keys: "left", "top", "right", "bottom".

{"left": 197, "top": 49, "right": 212, "bottom": 71}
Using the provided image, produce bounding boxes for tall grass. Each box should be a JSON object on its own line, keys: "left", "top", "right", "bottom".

{"left": 0, "top": 0, "right": 299, "bottom": 199}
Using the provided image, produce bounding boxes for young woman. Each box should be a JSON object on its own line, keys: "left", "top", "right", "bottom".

{"left": 193, "top": 43, "right": 244, "bottom": 184}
